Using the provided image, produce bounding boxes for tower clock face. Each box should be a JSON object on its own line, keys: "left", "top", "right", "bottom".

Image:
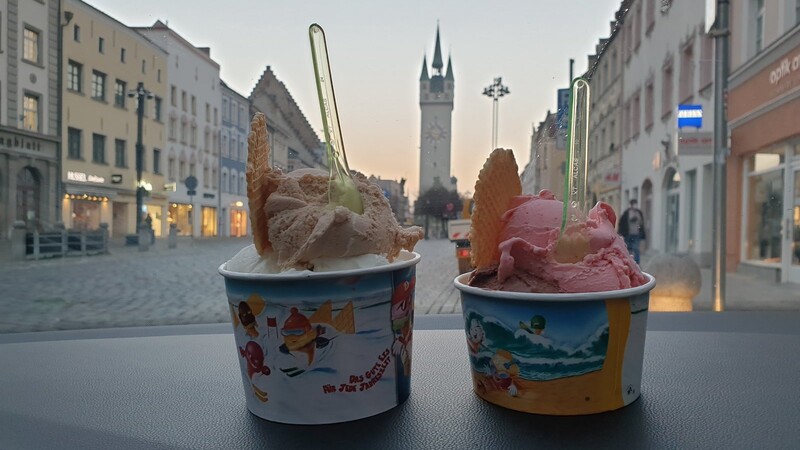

{"left": 425, "top": 122, "right": 447, "bottom": 144}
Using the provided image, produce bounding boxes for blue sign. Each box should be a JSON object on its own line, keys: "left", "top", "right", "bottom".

{"left": 677, "top": 104, "right": 703, "bottom": 129}
{"left": 556, "top": 88, "right": 570, "bottom": 149}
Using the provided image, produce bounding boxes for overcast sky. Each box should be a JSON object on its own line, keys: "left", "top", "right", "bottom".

{"left": 85, "top": 0, "right": 621, "bottom": 200}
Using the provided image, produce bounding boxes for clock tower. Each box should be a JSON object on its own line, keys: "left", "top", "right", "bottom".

{"left": 419, "top": 26, "right": 455, "bottom": 196}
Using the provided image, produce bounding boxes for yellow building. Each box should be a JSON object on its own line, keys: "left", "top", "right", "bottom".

{"left": 60, "top": 0, "right": 168, "bottom": 238}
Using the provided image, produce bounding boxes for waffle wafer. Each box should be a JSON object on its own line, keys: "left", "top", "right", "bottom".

{"left": 247, "top": 113, "right": 280, "bottom": 255}
{"left": 470, "top": 148, "right": 521, "bottom": 268}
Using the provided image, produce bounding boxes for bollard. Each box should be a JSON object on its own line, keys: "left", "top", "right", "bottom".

{"left": 99, "top": 223, "right": 110, "bottom": 254}
{"left": 138, "top": 225, "right": 150, "bottom": 252}
{"left": 11, "top": 221, "right": 27, "bottom": 260}
{"left": 168, "top": 223, "right": 177, "bottom": 249}
{"left": 643, "top": 253, "right": 701, "bottom": 311}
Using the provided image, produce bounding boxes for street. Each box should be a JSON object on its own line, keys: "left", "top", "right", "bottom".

{"left": 2, "top": 237, "right": 800, "bottom": 334}
{"left": 0, "top": 237, "right": 463, "bottom": 333}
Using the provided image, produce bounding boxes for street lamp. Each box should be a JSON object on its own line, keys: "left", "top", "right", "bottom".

{"left": 482, "top": 77, "right": 510, "bottom": 150}
{"left": 128, "top": 82, "right": 153, "bottom": 235}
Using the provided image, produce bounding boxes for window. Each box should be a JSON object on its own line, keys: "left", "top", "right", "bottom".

{"left": 646, "top": 0, "right": 656, "bottom": 33}
{"left": 153, "top": 149, "right": 161, "bottom": 174}
{"left": 180, "top": 122, "right": 187, "bottom": 144}
{"left": 73, "top": 24, "right": 80, "bottom": 42}
{"left": 190, "top": 162, "right": 196, "bottom": 177}
{"left": 120, "top": 48, "right": 126, "bottom": 63}
{"left": 92, "top": 134, "right": 106, "bottom": 164}
{"left": 182, "top": 91, "right": 187, "bottom": 111}
{"left": 191, "top": 96, "right": 196, "bottom": 115}
{"left": 67, "top": 128, "right": 82, "bottom": 159}
{"left": 171, "top": 86, "right": 177, "bottom": 106}
{"left": 91, "top": 71, "right": 106, "bottom": 101}
{"left": 141, "top": 59, "right": 146, "bottom": 74}
{"left": 239, "top": 106, "right": 245, "bottom": 127}
{"left": 204, "top": 130, "right": 210, "bottom": 151}
{"left": 23, "top": 27, "right": 40, "bottom": 63}
{"left": 22, "top": 94, "right": 39, "bottom": 132}
{"left": 67, "top": 60, "right": 82, "bottom": 92}
{"left": 623, "top": 99, "right": 631, "bottom": 142}
{"left": 679, "top": 39, "right": 694, "bottom": 102}
{"left": 229, "top": 170, "right": 237, "bottom": 194}
{"left": 222, "top": 135, "right": 228, "bottom": 157}
{"left": 222, "top": 99, "right": 228, "bottom": 121}
{"left": 205, "top": 103, "right": 210, "bottom": 122}
{"left": 98, "top": 37, "right": 105, "bottom": 53}
{"left": 662, "top": 56, "right": 674, "bottom": 118}
{"left": 169, "top": 117, "right": 177, "bottom": 141}
{"left": 191, "top": 124, "right": 197, "bottom": 147}
{"left": 179, "top": 160, "right": 186, "bottom": 180}
{"left": 633, "top": 3, "right": 642, "bottom": 50}
{"left": 755, "top": 0, "right": 765, "bottom": 53}
{"left": 797, "top": 0, "right": 800, "bottom": 26}
{"left": 114, "top": 139, "right": 126, "bottom": 168}
{"left": 214, "top": 107, "right": 218, "bottom": 125}
{"left": 632, "top": 90, "right": 641, "bottom": 137}
{"left": 168, "top": 156, "right": 176, "bottom": 181}
{"left": 645, "top": 79, "right": 655, "bottom": 130}
{"left": 699, "top": 34, "right": 714, "bottom": 89}
{"left": 609, "top": 121, "right": 616, "bottom": 152}
{"left": 157, "top": 69, "right": 162, "bottom": 83}
{"left": 212, "top": 167, "right": 217, "bottom": 189}
{"left": 222, "top": 171, "right": 228, "bottom": 193}
{"left": 229, "top": 136, "right": 235, "bottom": 156}
{"left": 115, "top": 80, "right": 126, "bottom": 108}
{"left": 154, "top": 97, "right": 163, "bottom": 121}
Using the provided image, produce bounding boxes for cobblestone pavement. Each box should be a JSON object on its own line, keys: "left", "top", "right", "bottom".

{"left": 0, "top": 237, "right": 463, "bottom": 333}
{"left": 3, "top": 237, "right": 799, "bottom": 334}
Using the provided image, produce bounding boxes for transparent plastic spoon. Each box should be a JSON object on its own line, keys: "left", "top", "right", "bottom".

{"left": 309, "top": 23, "right": 364, "bottom": 214}
{"left": 561, "top": 77, "right": 591, "bottom": 233}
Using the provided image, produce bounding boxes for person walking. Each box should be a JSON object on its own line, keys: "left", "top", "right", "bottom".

{"left": 618, "top": 199, "right": 646, "bottom": 264}
{"left": 145, "top": 214, "right": 155, "bottom": 245}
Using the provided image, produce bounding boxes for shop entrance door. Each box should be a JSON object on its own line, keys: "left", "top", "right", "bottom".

{"left": 783, "top": 163, "right": 800, "bottom": 283}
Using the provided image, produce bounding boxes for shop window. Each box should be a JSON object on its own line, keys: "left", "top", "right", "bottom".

{"left": 16, "top": 167, "right": 40, "bottom": 226}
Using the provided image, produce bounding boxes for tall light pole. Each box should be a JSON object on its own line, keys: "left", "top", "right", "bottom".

{"left": 482, "top": 77, "right": 510, "bottom": 150}
{"left": 128, "top": 82, "right": 153, "bottom": 235}
{"left": 711, "top": 0, "right": 730, "bottom": 311}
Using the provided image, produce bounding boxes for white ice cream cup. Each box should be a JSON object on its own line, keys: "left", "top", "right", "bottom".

{"left": 218, "top": 251, "right": 420, "bottom": 424}
{"left": 454, "top": 272, "right": 655, "bottom": 415}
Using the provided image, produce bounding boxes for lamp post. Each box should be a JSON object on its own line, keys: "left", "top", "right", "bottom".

{"left": 128, "top": 82, "right": 153, "bottom": 236}
{"left": 482, "top": 77, "right": 510, "bottom": 150}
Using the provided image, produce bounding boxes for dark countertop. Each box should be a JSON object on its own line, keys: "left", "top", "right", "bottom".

{"left": 1, "top": 312, "right": 799, "bottom": 449}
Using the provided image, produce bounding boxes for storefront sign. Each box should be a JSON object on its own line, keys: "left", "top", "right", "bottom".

{"left": 203, "top": 193, "right": 215, "bottom": 199}
{"left": 768, "top": 51, "right": 800, "bottom": 86}
{"left": 111, "top": 174, "right": 123, "bottom": 184}
{"left": 0, "top": 130, "right": 56, "bottom": 154}
{"left": 67, "top": 171, "right": 105, "bottom": 184}
{"left": 677, "top": 105, "right": 703, "bottom": 129}
{"left": 678, "top": 131, "right": 713, "bottom": 156}
{"left": 164, "top": 182, "right": 177, "bottom": 191}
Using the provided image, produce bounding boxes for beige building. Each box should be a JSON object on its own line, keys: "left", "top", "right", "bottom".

{"left": 586, "top": 14, "right": 625, "bottom": 214}
{"left": 60, "top": 0, "right": 168, "bottom": 238}
{"left": 524, "top": 112, "right": 564, "bottom": 200}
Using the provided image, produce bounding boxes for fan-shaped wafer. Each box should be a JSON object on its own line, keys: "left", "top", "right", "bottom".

{"left": 470, "top": 148, "right": 521, "bottom": 268}
{"left": 247, "top": 113, "right": 279, "bottom": 255}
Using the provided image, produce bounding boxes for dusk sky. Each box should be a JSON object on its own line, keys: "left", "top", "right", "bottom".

{"left": 86, "top": 0, "right": 621, "bottom": 200}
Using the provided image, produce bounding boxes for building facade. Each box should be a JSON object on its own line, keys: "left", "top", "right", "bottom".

{"left": 523, "top": 112, "right": 563, "bottom": 200}
{"left": 419, "top": 27, "right": 455, "bottom": 196}
{"left": 0, "top": 0, "right": 60, "bottom": 237}
{"left": 587, "top": 13, "right": 625, "bottom": 215}
{"left": 620, "top": 0, "right": 715, "bottom": 264}
{"left": 136, "top": 21, "right": 221, "bottom": 238}
{"left": 249, "top": 66, "right": 325, "bottom": 173}
{"left": 61, "top": 0, "right": 168, "bottom": 238}
{"left": 727, "top": 0, "right": 800, "bottom": 283}
{"left": 219, "top": 80, "right": 248, "bottom": 237}
{"left": 368, "top": 175, "right": 411, "bottom": 225}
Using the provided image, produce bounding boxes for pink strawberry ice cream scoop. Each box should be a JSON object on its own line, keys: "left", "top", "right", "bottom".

{"left": 468, "top": 190, "right": 646, "bottom": 293}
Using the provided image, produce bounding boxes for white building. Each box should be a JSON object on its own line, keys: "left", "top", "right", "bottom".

{"left": 0, "top": 0, "right": 60, "bottom": 237}
{"left": 136, "top": 21, "right": 222, "bottom": 238}
{"left": 621, "top": 0, "right": 715, "bottom": 265}
{"left": 219, "top": 80, "right": 249, "bottom": 238}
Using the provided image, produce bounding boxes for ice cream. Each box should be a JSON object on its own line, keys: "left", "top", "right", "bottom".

{"left": 228, "top": 113, "right": 422, "bottom": 273}
{"left": 467, "top": 149, "right": 646, "bottom": 293}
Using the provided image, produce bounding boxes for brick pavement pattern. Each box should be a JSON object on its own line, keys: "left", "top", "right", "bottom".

{"left": 0, "top": 238, "right": 464, "bottom": 333}
{"left": 2, "top": 237, "right": 799, "bottom": 333}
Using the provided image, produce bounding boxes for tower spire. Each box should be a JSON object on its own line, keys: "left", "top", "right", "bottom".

{"left": 420, "top": 55, "right": 429, "bottom": 81}
{"left": 432, "top": 26, "right": 443, "bottom": 73}
{"left": 445, "top": 54, "right": 454, "bottom": 80}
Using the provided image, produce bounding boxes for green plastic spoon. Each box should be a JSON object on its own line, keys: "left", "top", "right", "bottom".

{"left": 309, "top": 23, "right": 364, "bottom": 214}
{"left": 561, "top": 77, "right": 591, "bottom": 233}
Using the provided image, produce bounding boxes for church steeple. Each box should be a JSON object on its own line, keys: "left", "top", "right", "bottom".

{"left": 432, "top": 26, "right": 443, "bottom": 74}
{"left": 420, "top": 55, "right": 429, "bottom": 81}
{"left": 445, "top": 55, "right": 453, "bottom": 81}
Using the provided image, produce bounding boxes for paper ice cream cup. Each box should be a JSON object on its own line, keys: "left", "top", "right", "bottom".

{"left": 218, "top": 251, "right": 420, "bottom": 425}
{"left": 454, "top": 272, "right": 655, "bottom": 415}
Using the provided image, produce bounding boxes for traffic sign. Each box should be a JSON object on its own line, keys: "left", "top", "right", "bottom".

{"left": 184, "top": 176, "right": 198, "bottom": 190}
{"left": 187, "top": 189, "right": 196, "bottom": 196}
{"left": 556, "top": 88, "right": 570, "bottom": 150}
